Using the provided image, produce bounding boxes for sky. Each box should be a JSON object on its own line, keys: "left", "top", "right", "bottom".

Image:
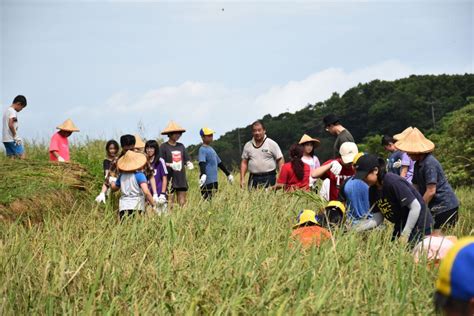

{"left": 1, "top": 0, "right": 472, "bottom": 145}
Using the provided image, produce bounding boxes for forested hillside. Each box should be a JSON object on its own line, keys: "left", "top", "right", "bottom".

{"left": 189, "top": 74, "right": 474, "bottom": 167}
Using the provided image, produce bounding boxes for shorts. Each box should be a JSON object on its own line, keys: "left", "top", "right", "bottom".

{"left": 201, "top": 182, "right": 218, "bottom": 200}
{"left": 433, "top": 207, "right": 458, "bottom": 230}
{"left": 3, "top": 142, "right": 24, "bottom": 156}
{"left": 170, "top": 187, "right": 188, "bottom": 193}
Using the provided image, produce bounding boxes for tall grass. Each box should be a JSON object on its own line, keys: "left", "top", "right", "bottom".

{"left": 0, "top": 141, "right": 472, "bottom": 314}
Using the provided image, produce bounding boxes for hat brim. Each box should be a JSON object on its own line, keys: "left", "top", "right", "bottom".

{"left": 161, "top": 130, "right": 186, "bottom": 135}
{"left": 341, "top": 153, "right": 356, "bottom": 164}
{"left": 57, "top": 127, "right": 79, "bottom": 132}
{"left": 299, "top": 139, "right": 321, "bottom": 147}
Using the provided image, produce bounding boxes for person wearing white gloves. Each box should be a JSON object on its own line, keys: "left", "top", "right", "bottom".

{"left": 352, "top": 154, "right": 433, "bottom": 244}
{"left": 311, "top": 142, "right": 358, "bottom": 201}
{"left": 49, "top": 118, "right": 80, "bottom": 162}
{"left": 159, "top": 121, "right": 192, "bottom": 208}
{"left": 2, "top": 95, "right": 27, "bottom": 159}
{"left": 381, "top": 135, "right": 405, "bottom": 176}
{"left": 198, "top": 127, "right": 234, "bottom": 200}
{"left": 145, "top": 140, "right": 168, "bottom": 213}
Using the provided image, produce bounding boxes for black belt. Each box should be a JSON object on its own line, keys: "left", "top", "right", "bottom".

{"left": 250, "top": 170, "right": 276, "bottom": 177}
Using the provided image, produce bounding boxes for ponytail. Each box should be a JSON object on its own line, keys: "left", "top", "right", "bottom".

{"left": 289, "top": 144, "right": 305, "bottom": 180}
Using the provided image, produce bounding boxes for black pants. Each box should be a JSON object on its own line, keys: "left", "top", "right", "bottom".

{"left": 248, "top": 172, "right": 276, "bottom": 189}
{"left": 201, "top": 182, "right": 218, "bottom": 200}
{"left": 433, "top": 207, "right": 458, "bottom": 229}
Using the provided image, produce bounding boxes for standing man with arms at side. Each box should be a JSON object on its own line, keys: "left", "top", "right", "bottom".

{"left": 240, "top": 120, "right": 284, "bottom": 189}
{"left": 323, "top": 114, "right": 354, "bottom": 158}
{"left": 2, "top": 95, "right": 27, "bottom": 159}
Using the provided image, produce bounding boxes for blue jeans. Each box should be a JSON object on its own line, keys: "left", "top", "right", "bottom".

{"left": 3, "top": 142, "right": 24, "bottom": 156}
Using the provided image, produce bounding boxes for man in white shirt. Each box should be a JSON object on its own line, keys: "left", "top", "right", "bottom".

{"left": 240, "top": 120, "right": 284, "bottom": 189}
{"left": 2, "top": 95, "right": 27, "bottom": 159}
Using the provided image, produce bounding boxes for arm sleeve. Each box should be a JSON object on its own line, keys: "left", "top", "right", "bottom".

{"left": 218, "top": 162, "right": 230, "bottom": 176}
{"left": 353, "top": 212, "right": 384, "bottom": 232}
{"left": 49, "top": 134, "right": 59, "bottom": 152}
{"left": 401, "top": 199, "right": 421, "bottom": 237}
{"left": 424, "top": 166, "right": 438, "bottom": 185}
{"left": 199, "top": 162, "right": 207, "bottom": 176}
{"left": 134, "top": 172, "right": 148, "bottom": 184}
{"left": 272, "top": 141, "right": 284, "bottom": 160}
{"left": 277, "top": 165, "right": 288, "bottom": 184}
{"left": 241, "top": 144, "right": 249, "bottom": 160}
{"left": 159, "top": 158, "right": 168, "bottom": 175}
{"left": 314, "top": 156, "right": 321, "bottom": 169}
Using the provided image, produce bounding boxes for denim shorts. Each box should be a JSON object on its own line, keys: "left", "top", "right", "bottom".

{"left": 3, "top": 142, "right": 24, "bottom": 156}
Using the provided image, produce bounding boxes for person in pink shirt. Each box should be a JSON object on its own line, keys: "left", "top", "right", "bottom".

{"left": 49, "top": 119, "right": 80, "bottom": 162}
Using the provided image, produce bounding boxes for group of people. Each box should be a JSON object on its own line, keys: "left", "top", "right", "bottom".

{"left": 3, "top": 95, "right": 472, "bottom": 314}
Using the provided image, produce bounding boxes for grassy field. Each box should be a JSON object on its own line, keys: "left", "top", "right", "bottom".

{"left": 0, "top": 142, "right": 472, "bottom": 314}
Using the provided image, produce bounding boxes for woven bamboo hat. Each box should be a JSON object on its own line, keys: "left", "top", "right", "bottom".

{"left": 57, "top": 119, "right": 80, "bottom": 132}
{"left": 117, "top": 150, "right": 147, "bottom": 172}
{"left": 161, "top": 121, "right": 186, "bottom": 135}
{"left": 393, "top": 126, "right": 413, "bottom": 141}
{"left": 134, "top": 134, "right": 145, "bottom": 149}
{"left": 395, "top": 127, "right": 435, "bottom": 154}
{"left": 298, "top": 134, "right": 320, "bottom": 147}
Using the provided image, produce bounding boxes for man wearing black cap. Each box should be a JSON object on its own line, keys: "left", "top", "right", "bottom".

{"left": 323, "top": 114, "right": 354, "bottom": 158}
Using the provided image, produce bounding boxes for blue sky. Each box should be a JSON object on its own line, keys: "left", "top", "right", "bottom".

{"left": 1, "top": 0, "right": 472, "bottom": 145}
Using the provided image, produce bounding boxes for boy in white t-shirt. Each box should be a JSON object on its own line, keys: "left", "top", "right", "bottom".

{"left": 2, "top": 95, "right": 27, "bottom": 159}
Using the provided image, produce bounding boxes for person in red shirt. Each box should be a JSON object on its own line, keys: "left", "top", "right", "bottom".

{"left": 274, "top": 144, "right": 310, "bottom": 192}
{"left": 311, "top": 142, "right": 358, "bottom": 201}
{"left": 49, "top": 119, "right": 80, "bottom": 162}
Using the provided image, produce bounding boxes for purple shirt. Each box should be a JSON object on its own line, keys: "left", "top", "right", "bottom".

{"left": 401, "top": 152, "right": 415, "bottom": 183}
{"left": 149, "top": 157, "right": 168, "bottom": 194}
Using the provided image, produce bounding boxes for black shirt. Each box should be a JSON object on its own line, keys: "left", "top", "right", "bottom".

{"left": 369, "top": 173, "right": 433, "bottom": 235}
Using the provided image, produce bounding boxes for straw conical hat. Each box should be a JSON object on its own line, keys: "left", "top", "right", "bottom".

{"left": 298, "top": 134, "right": 320, "bottom": 147}
{"left": 393, "top": 127, "right": 413, "bottom": 141}
{"left": 57, "top": 119, "right": 80, "bottom": 132}
{"left": 161, "top": 121, "right": 186, "bottom": 135}
{"left": 395, "top": 127, "right": 435, "bottom": 154}
{"left": 117, "top": 150, "right": 147, "bottom": 172}
{"left": 134, "top": 134, "right": 145, "bottom": 149}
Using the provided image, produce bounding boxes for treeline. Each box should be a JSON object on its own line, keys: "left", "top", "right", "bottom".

{"left": 188, "top": 74, "right": 474, "bottom": 175}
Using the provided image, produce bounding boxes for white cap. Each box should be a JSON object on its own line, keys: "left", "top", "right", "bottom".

{"left": 339, "top": 142, "right": 359, "bottom": 164}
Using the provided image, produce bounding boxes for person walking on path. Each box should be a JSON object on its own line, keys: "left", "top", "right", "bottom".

{"left": 49, "top": 119, "right": 79, "bottom": 162}
{"left": 240, "top": 120, "right": 284, "bottom": 189}
{"left": 322, "top": 114, "right": 354, "bottom": 158}
{"left": 395, "top": 127, "right": 459, "bottom": 232}
{"left": 2, "top": 95, "right": 27, "bottom": 159}
{"left": 198, "top": 127, "right": 233, "bottom": 200}
{"left": 159, "top": 121, "right": 193, "bottom": 207}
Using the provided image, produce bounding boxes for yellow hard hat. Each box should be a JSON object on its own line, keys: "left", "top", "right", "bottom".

{"left": 325, "top": 200, "right": 346, "bottom": 215}
{"left": 293, "top": 209, "right": 319, "bottom": 229}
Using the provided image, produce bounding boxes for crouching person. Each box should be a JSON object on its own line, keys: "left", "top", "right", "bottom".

{"left": 111, "top": 150, "right": 155, "bottom": 220}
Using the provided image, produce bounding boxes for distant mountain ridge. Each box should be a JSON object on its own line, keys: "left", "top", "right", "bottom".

{"left": 188, "top": 74, "right": 474, "bottom": 166}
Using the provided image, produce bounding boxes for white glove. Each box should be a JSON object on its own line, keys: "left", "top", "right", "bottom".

{"left": 330, "top": 160, "right": 342, "bottom": 175}
{"left": 186, "top": 161, "right": 194, "bottom": 170}
{"left": 393, "top": 159, "right": 402, "bottom": 169}
{"left": 227, "top": 174, "right": 234, "bottom": 183}
{"left": 57, "top": 156, "right": 66, "bottom": 162}
{"left": 153, "top": 194, "right": 159, "bottom": 204}
{"left": 14, "top": 136, "right": 22, "bottom": 146}
{"left": 199, "top": 174, "right": 207, "bottom": 187}
{"left": 95, "top": 192, "right": 106, "bottom": 204}
{"left": 157, "top": 194, "right": 167, "bottom": 205}
{"left": 108, "top": 176, "right": 117, "bottom": 185}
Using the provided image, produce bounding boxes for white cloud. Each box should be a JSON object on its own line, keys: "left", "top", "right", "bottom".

{"left": 63, "top": 59, "right": 469, "bottom": 145}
